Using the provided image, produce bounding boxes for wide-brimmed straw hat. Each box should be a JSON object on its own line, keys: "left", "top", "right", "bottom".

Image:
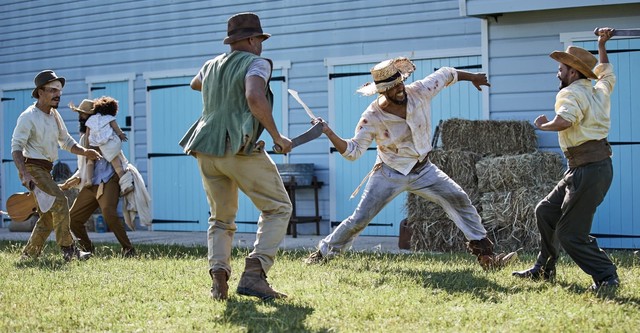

{"left": 32, "top": 70, "right": 65, "bottom": 98}
{"left": 69, "top": 99, "right": 95, "bottom": 115}
{"left": 357, "top": 57, "right": 416, "bottom": 96}
{"left": 223, "top": 12, "right": 271, "bottom": 45}
{"left": 550, "top": 46, "right": 597, "bottom": 80}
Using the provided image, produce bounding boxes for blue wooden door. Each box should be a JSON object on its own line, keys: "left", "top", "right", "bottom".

{"left": 89, "top": 81, "right": 131, "bottom": 160}
{"left": 331, "top": 55, "right": 482, "bottom": 236}
{"left": 235, "top": 70, "right": 285, "bottom": 232}
{"left": 148, "top": 76, "right": 208, "bottom": 231}
{"left": 575, "top": 39, "right": 640, "bottom": 249}
{"left": 1, "top": 89, "right": 33, "bottom": 217}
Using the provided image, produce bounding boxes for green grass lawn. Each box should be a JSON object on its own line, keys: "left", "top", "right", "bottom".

{"left": 0, "top": 240, "right": 638, "bottom": 333}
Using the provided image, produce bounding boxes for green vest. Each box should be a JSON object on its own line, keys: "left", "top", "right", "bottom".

{"left": 179, "top": 51, "right": 273, "bottom": 156}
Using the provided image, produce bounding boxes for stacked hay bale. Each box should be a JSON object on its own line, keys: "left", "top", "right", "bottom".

{"left": 407, "top": 118, "right": 565, "bottom": 252}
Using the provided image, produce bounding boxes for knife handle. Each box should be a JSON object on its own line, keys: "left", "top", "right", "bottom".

{"left": 272, "top": 144, "right": 283, "bottom": 154}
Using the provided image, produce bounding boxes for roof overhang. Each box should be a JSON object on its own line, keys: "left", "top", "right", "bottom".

{"left": 459, "top": 0, "right": 640, "bottom": 17}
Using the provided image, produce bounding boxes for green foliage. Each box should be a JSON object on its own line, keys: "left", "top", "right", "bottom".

{"left": 1, "top": 241, "right": 638, "bottom": 332}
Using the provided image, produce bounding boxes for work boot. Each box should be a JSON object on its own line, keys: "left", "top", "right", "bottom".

{"left": 590, "top": 274, "right": 620, "bottom": 291}
{"left": 122, "top": 247, "right": 137, "bottom": 258}
{"left": 304, "top": 250, "right": 326, "bottom": 265}
{"left": 61, "top": 245, "right": 92, "bottom": 262}
{"left": 237, "top": 257, "right": 287, "bottom": 301}
{"left": 512, "top": 264, "right": 556, "bottom": 282}
{"left": 466, "top": 238, "right": 518, "bottom": 270}
{"left": 210, "top": 269, "right": 229, "bottom": 300}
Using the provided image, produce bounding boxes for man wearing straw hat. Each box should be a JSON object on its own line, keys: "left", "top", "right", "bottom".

{"left": 513, "top": 28, "right": 619, "bottom": 291}
{"left": 61, "top": 99, "right": 137, "bottom": 258}
{"left": 305, "top": 58, "right": 517, "bottom": 270}
{"left": 180, "top": 12, "right": 292, "bottom": 301}
{"left": 11, "top": 70, "right": 101, "bottom": 262}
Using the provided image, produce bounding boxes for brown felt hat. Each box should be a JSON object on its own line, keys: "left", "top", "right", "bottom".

{"left": 69, "top": 99, "right": 95, "bottom": 115}
{"left": 550, "top": 46, "right": 598, "bottom": 80}
{"left": 223, "top": 12, "right": 271, "bottom": 45}
{"left": 32, "top": 70, "right": 65, "bottom": 98}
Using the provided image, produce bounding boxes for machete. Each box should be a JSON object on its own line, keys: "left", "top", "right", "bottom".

{"left": 288, "top": 89, "right": 319, "bottom": 120}
{"left": 594, "top": 27, "right": 640, "bottom": 37}
{"left": 273, "top": 121, "right": 324, "bottom": 153}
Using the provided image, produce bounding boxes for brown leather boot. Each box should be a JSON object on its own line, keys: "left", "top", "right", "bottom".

{"left": 466, "top": 238, "right": 517, "bottom": 270}
{"left": 237, "top": 257, "right": 287, "bottom": 301}
{"left": 209, "top": 269, "right": 229, "bottom": 300}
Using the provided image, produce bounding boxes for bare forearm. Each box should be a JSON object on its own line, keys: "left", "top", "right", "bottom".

{"left": 70, "top": 144, "right": 88, "bottom": 156}
{"left": 599, "top": 40, "right": 609, "bottom": 64}
{"left": 325, "top": 128, "right": 347, "bottom": 154}
{"left": 535, "top": 115, "right": 572, "bottom": 132}
{"left": 11, "top": 151, "right": 27, "bottom": 175}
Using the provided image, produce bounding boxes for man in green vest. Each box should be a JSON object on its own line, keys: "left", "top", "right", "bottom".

{"left": 180, "top": 12, "right": 293, "bottom": 301}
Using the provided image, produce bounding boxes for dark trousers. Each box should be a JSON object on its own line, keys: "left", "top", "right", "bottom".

{"left": 535, "top": 158, "right": 617, "bottom": 281}
{"left": 69, "top": 176, "right": 133, "bottom": 252}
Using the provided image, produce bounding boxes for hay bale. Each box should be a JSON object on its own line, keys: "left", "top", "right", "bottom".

{"left": 406, "top": 187, "right": 481, "bottom": 252}
{"left": 480, "top": 184, "right": 556, "bottom": 251}
{"left": 476, "top": 151, "right": 565, "bottom": 192}
{"left": 429, "top": 149, "right": 481, "bottom": 191}
{"left": 441, "top": 118, "right": 537, "bottom": 156}
{"left": 406, "top": 194, "right": 465, "bottom": 252}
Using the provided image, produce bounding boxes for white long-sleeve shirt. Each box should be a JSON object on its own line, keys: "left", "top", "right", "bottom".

{"left": 342, "top": 67, "right": 458, "bottom": 175}
{"left": 11, "top": 103, "right": 77, "bottom": 162}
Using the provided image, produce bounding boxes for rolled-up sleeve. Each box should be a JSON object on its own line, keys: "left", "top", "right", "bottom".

{"left": 342, "top": 114, "right": 376, "bottom": 161}
{"left": 413, "top": 67, "right": 458, "bottom": 99}
{"left": 594, "top": 63, "right": 615, "bottom": 96}
{"left": 555, "top": 89, "right": 581, "bottom": 124}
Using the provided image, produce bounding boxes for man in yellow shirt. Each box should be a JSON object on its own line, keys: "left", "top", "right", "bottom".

{"left": 513, "top": 28, "right": 619, "bottom": 291}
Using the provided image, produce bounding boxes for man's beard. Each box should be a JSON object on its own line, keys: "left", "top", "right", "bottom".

{"left": 558, "top": 78, "right": 569, "bottom": 90}
{"left": 388, "top": 91, "right": 407, "bottom": 105}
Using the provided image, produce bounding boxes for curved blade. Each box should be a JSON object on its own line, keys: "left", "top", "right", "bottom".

{"left": 272, "top": 122, "right": 324, "bottom": 154}
{"left": 288, "top": 89, "right": 317, "bottom": 120}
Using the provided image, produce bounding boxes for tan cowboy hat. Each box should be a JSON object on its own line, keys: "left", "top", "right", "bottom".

{"left": 357, "top": 57, "right": 416, "bottom": 96}
{"left": 550, "top": 46, "right": 598, "bottom": 80}
{"left": 69, "top": 99, "right": 95, "bottom": 115}
{"left": 32, "top": 70, "right": 66, "bottom": 98}
{"left": 223, "top": 12, "right": 271, "bottom": 45}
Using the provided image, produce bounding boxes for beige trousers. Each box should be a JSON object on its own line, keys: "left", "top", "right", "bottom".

{"left": 196, "top": 149, "right": 292, "bottom": 275}
{"left": 22, "top": 164, "right": 74, "bottom": 257}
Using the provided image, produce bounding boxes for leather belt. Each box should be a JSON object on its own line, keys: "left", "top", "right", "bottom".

{"left": 24, "top": 157, "right": 53, "bottom": 172}
{"left": 564, "top": 139, "right": 612, "bottom": 169}
{"left": 411, "top": 156, "right": 430, "bottom": 173}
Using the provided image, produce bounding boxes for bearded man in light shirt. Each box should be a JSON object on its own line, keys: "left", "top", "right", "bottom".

{"left": 513, "top": 28, "right": 619, "bottom": 291}
{"left": 11, "top": 70, "right": 101, "bottom": 262}
{"left": 305, "top": 58, "right": 517, "bottom": 270}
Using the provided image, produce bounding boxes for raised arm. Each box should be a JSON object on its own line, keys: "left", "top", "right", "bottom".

{"left": 594, "top": 27, "right": 614, "bottom": 64}
{"left": 457, "top": 70, "right": 491, "bottom": 91}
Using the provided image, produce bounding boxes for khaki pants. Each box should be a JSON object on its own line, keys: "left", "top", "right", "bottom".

{"left": 196, "top": 149, "right": 292, "bottom": 275}
{"left": 22, "top": 164, "right": 73, "bottom": 257}
{"left": 69, "top": 175, "right": 133, "bottom": 252}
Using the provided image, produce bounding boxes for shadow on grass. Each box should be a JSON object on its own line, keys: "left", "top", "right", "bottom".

{"left": 220, "top": 298, "right": 327, "bottom": 332}
{"left": 395, "top": 266, "right": 520, "bottom": 302}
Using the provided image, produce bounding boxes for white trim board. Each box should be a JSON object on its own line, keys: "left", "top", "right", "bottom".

{"left": 325, "top": 48, "right": 481, "bottom": 67}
